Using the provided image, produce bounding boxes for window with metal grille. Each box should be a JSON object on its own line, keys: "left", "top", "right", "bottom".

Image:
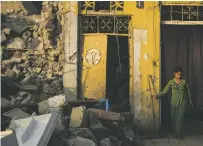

{"left": 161, "top": 5, "right": 203, "bottom": 21}
{"left": 82, "top": 15, "right": 130, "bottom": 34}
{"left": 81, "top": 1, "right": 124, "bottom": 11}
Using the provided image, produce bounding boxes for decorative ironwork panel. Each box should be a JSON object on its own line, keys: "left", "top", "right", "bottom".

{"left": 82, "top": 1, "right": 94, "bottom": 11}
{"left": 110, "top": 1, "right": 124, "bottom": 11}
{"left": 115, "top": 16, "right": 129, "bottom": 34}
{"left": 83, "top": 16, "right": 97, "bottom": 33}
{"left": 161, "top": 5, "right": 203, "bottom": 21}
{"left": 82, "top": 15, "right": 130, "bottom": 34}
{"left": 95, "top": 1, "right": 110, "bottom": 11}
{"left": 99, "top": 16, "right": 114, "bottom": 33}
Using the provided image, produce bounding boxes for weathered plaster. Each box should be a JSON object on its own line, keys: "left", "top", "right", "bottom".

{"left": 133, "top": 29, "right": 147, "bottom": 127}
{"left": 63, "top": 12, "right": 78, "bottom": 100}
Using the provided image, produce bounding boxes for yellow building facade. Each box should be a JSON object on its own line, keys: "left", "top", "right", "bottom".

{"left": 62, "top": 1, "right": 203, "bottom": 131}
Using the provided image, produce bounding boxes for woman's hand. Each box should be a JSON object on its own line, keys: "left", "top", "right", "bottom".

{"left": 153, "top": 95, "right": 157, "bottom": 99}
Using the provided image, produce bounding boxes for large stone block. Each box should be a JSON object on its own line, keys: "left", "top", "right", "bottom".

{"left": 69, "top": 106, "right": 88, "bottom": 128}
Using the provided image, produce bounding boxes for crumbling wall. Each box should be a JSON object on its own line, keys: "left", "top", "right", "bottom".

{"left": 1, "top": 2, "right": 66, "bottom": 105}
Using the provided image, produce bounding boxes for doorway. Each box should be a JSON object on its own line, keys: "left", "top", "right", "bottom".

{"left": 106, "top": 36, "right": 130, "bottom": 112}
{"left": 161, "top": 25, "right": 203, "bottom": 132}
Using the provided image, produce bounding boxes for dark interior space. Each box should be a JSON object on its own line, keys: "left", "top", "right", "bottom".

{"left": 106, "top": 36, "right": 130, "bottom": 112}
{"left": 161, "top": 25, "right": 203, "bottom": 134}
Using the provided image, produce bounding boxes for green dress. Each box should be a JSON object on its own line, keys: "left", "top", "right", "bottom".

{"left": 157, "top": 79, "right": 192, "bottom": 136}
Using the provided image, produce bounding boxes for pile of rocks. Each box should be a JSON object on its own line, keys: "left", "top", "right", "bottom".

{"left": 1, "top": 2, "right": 65, "bottom": 106}
{"left": 48, "top": 106, "right": 143, "bottom": 146}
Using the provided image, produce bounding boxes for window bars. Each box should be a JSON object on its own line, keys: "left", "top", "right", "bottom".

{"left": 82, "top": 15, "right": 130, "bottom": 34}
{"left": 81, "top": 1, "right": 124, "bottom": 11}
{"left": 161, "top": 5, "right": 203, "bottom": 21}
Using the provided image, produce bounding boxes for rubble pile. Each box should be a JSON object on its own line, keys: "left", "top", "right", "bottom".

{"left": 1, "top": 2, "right": 65, "bottom": 105}
{"left": 48, "top": 106, "right": 143, "bottom": 146}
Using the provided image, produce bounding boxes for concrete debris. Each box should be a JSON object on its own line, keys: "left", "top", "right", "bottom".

{"left": 90, "top": 124, "right": 116, "bottom": 142}
{"left": 10, "top": 57, "right": 24, "bottom": 64}
{"left": 1, "top": 60, "right": 12, "bottom": 69}
{"left": 2, "top": 28, "right": 11, "bottom": 35}
{"left": 7, "top": 37, "right": 25, "bottom": 49}
{"left": 88, "top": 108, "right": 122, "bottom": 122}
{"left": 20, "top": 84, "right": 39, "bottom": 93}
{"left": 48, "top": 94, "right": 66, "bottom": 108}
{"left": 69, "top": 106, "right": 88, "bottom": 128}
{"left": 122, "top": 127, "right": 136, "bottom": 141}
{"left": 100, "top": 137, "right": 122, "bottom": 146}
{"left": 68, "top": 128, "right": 97, "bottom": 143}
{"left": 1, "top": 32, "right": 7, "bottom": 43}
{"left": 66, "top": 136, "right": 97, "bottom": 146}
{"left": 5, "top": 68, "right": 16, "bottom": 80}
{"left": 38, "top": 100, "right": 51, "bottom": 114}
{"left": 1, "top": 98, "right": 10, "bottom": 106}
{"left": 22, "top": 31, "right": 32, "bottom": 41}
{"left": 12, "top": 65, "right": 21, "bottom": 75}
{"left": 3, "top": 108, "right": 30, "bottom": 119}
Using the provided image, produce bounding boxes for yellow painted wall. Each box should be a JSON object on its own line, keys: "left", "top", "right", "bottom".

{"left": 79, "top": 1, "right": 161, "bottom": 131}
{"left": 82, "top": 35, "right": 107, "bottom": 99}
{"left": 62, "top": 1, "right": 203, "bottom": 131}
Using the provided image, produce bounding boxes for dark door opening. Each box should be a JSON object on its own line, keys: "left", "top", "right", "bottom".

{"left": 161, "top": 25, "right": 203, "bottom": 133}
{"left": 106, "top": 36, "right": 130, "bottom": 112}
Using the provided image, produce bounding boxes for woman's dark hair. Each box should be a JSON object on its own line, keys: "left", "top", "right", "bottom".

{"left": 174, "top": 66, "right": 183, "bottom": 73}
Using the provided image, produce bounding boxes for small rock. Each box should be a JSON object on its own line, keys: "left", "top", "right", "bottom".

{"left": 38, "top": 100, "right": 51, "bottom": 114}
{"left": 5, "top": 68, "right": 16, "bottom": 80}
{"left": 89, "top": 112, "right": 116, "bottom": 141}
{"left": 21, "top": 94, "right": 37, "bottom": 104}
{"left": 1, "top": 60, "right": 12, "bottom": 69}
{"left": 122, "top": 128, "right": 135, "bottom": 142}
{"left": 2, "top": 28, "right": 11, "bottom": 35}
{"left": 30, "top": 38, "right": 41, "bottom": 50}
{"left": 69, "top": 106, "right": 88, "bottom": 128}
{"left": 42, "top": 83, "right": 51, "bottom": 93}
{"left": 66, "top": 136, "right": 97, "bottom": 146}
{"left": 21, "top": 76, "right": 31, "bottom": 85}
{"left": 48, "top": 94, "right": 66, "bottom": 107}
{"left": 10, "top": 57, "right": 24, "bottom": 64}
{"left": 12, "top": 65, "right": 21, "bottom": 75}
{"left": 22, "top": 31, "right": 32, "bottom": 41}
{"left": 90, "top": 124, "right": 115, "bottom": 142}
{"left": 100, "top": 137, "right": 121, "bottom": 146}
{"left": 1, "top": 32, "right": 6, "bottom": 43}
{"left": 7, "top": 37, "right": 25, "bottom": 49}
{"left": 68, "top": 128, "right": 97, "bottom": 143}
{"left": 20, "top": 85, "right": 39, "bottom": 93}
{"left": 14, "top": 72, "right": 25, "bottom": 82}
{"left": 1, "top": 98, "right": 10, "bottom": 106}
{"left": 14, "top": 92, "right": 29, "bottom": 104}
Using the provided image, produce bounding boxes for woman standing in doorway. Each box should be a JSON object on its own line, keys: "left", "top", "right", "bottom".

{"left": 154, "top": 66, "right": 193, "bottom": 140}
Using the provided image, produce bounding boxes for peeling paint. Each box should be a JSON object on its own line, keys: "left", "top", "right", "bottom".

{"left": 133, "top": 29, "right": 147, "bottom": 123}
{"left": 63, "top": 12, "right": 78, "bottom": 100}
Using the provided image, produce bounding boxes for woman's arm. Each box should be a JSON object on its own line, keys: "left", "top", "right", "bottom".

{"left": 185, "top": 81, "right": 192, "bottom": 105}
{"left": 157, "top": 80, "right": 171, "bottom": 99}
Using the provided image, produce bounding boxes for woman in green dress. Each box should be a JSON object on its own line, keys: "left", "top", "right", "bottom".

{"left": 154, "top": 67, "right": 193, "bottom": 140}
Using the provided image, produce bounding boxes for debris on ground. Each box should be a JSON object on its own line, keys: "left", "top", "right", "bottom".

{"left": 1, "top": 1, "right": 64, "bottom": 106}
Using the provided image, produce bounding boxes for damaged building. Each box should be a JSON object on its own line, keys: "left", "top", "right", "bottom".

{"left": 1, "top": 1, "right": 203, "bottom": 146}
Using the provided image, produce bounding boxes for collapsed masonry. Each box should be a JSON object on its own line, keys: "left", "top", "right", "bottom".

{"left": 1, "top": 2, "right": 65, "bottom": 105}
